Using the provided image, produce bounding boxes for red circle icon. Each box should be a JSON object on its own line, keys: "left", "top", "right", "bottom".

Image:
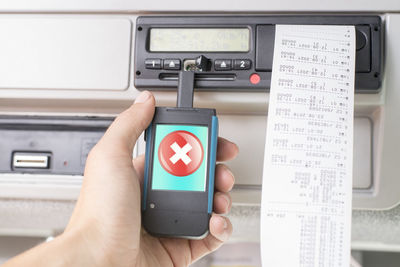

{"left": 158, "top": 130, "right": 204, "bottom": 177}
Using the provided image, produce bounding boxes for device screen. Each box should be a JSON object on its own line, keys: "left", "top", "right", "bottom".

{"left": 149, "top": 28, "right": 250, "bottom": 52}
{"left": 151, "top": 124, "right": 208, "bottom": 192}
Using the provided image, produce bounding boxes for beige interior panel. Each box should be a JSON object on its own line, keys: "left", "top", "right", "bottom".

{"left": 0, "top": 17, "right": 131, "bottom": 91}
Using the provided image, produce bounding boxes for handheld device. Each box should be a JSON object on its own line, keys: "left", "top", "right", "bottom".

{"left": 142, "top": 71, "right": 218, "bottom": 239}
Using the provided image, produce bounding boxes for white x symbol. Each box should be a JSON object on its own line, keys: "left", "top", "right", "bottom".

{"left": 169, "top": 142, "right": 192, "bottom": 165}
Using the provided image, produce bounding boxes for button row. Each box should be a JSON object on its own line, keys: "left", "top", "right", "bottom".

{"left": 145, "top": 59, "right": 181, "bottom": 70}
{"left": 215, "top": 59, "right": 251, "bottom": 71}
{"left": 145, "top": 58, "right": 252, "bottom": 71}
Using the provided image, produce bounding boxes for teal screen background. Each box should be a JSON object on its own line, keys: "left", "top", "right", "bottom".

{"left": 152, "top": 124, "right": 208, "bottom": 191}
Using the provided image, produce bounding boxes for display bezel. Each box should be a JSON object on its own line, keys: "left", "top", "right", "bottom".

{"left": 151, "top": 123, "right": 209, "bottom": 192}
{"left": 143, "top": 107, "right": 216, "bottom": 214}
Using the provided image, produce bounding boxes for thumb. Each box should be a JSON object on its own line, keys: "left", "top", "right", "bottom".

{"left": 99, "top": 91, "right": 155, "bottom": 155}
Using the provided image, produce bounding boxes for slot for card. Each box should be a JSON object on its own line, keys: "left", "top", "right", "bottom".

{"left": 159, "top": 73, "right": 236, "bottom": 81}
{"left": 12, "top": 153, "right": 50, "bottom": 169}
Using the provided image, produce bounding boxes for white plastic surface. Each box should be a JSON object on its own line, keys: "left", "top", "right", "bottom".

{"left": 0, "top": 0, "right": 398, "bottom": 12}
{"left": 0, "top": 17, "right": 131, "bottom": 90}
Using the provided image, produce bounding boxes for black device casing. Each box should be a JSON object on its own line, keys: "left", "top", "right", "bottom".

{"left": 135, "top": 15, "right": 382, "bottom": 92}
{"left": 142, "top": 107, "right": 218, "bottom": 239}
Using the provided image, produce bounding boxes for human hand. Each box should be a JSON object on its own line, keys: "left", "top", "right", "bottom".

{"left": 64, "top": 91, "right": 238, "bottom": 267}
{"left": 3, "top": 91, "right": 238, "bottom": 267}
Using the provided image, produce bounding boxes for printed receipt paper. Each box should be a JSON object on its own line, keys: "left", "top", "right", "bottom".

{"left": 261, "top": 25, "right": 355, "bottom": 267}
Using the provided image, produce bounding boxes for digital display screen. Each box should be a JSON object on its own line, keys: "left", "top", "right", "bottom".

{"left": 149, "top": 28, "right": 250, "bottom": 52}
{"left": 152, "top": 124, "right": 208, "bottom": 192}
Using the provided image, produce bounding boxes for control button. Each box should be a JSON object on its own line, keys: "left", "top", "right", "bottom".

{"left": 234, "top": 59, "right": 252, "bottom": 70}
{"left": 356, "top": 29, "right": 367, "bottom": 51}
{"left": 163, "top": 59, "right": 181, "bottom": 70}
{"left": 250, "top": 73, "right": 261, "bottom": 84}
{"left": 145, "top": 58, "right": 162, "bottom": 69}
{"left": 214, "top": 59, "right": 232, "bottom": 71}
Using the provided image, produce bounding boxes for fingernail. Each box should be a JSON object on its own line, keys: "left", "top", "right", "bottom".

{"left": 220, "top": 218, "right": 230, "bottom": 241}
{"left": 135, "top": 91, "right": 151, "bottom": 104}
{"left": 223, "top": 218, "right": 228, "bottom": 229}
{"left": 233, "top": 142, "right": 239, "bottom": 153}
{"left": 222, "top": 194, "right": 230, "bottom": 210}
{"left": 223, "top": 165, "right": 235, "bottom": 188}
{"left": 223, "top": 165, "right": 234, "bottom": 179}
{"left": 212, "top": 215, "right": 230, "bottom": 241}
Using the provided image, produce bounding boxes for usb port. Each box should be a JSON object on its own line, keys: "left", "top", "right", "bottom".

{"left": 12, "top": 153, "right": 50, "bottom": 169}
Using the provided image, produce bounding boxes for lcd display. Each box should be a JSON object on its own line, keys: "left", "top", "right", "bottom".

{"left": 152, "top": 124, "right": 208, "bottom": 192}
{"left": 149, "top": 28, "right": 250, "bottom": 52}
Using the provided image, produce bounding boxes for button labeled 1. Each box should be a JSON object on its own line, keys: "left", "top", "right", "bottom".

{"left": 145, "top": 58, "right": 162, "bottom": 69}
{"left": 234, "top": 59, "right": 251, "bottom": 70}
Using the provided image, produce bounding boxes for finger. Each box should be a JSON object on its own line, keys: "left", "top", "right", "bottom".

{"left": 214, "top": 164, "right": 235, "bottom": 193}
{"left": 189, "top": 215, "right": 233, "bottom": 262}
{"left": 157, "top": 237, "right": 192, "bottom": 267}
{"left": 209, "top": 214, "right": 232, "bottom": 242}
{"left": 217, "top": 137, "right": 239, "bottom": 162}
{"left": 98, "top": 91, "right": 155, "bottom": 154}
{"left": 132, "top": 154, "right": 145, "bottom": 186}
{"left": 213, "top": 192, "right": 232, "bottom": 214}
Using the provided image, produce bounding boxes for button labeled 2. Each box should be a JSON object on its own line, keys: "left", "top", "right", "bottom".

{"left": 234, "top": 59, "right": 251, "bottom": 70}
